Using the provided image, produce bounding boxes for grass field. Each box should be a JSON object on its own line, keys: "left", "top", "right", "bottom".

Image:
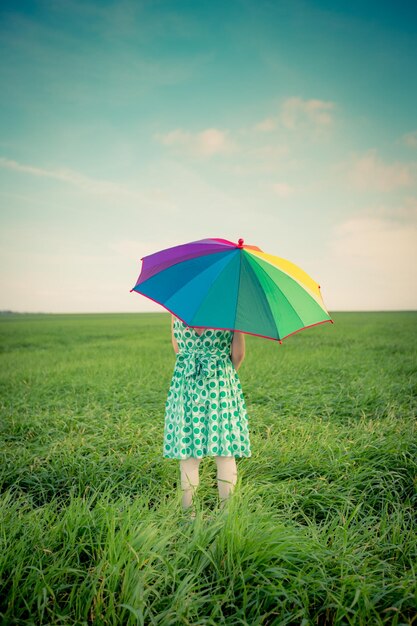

{"left": 0, "top": 311, "right": 416, "bottom": 625}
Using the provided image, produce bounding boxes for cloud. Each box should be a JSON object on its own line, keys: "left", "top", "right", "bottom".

{"left": 399, "top": 196, "right": 417, "bottom": 219}
{"left": 348, "top": 150, "right": 414, "bottom": 192}
{"left": 154, "top": 128, "right": 236, "bottom": 157}
{"left": 281, "top": 97, "right": 335, "bottom": 130}
{"left": 271, "top": 182, "right": 294, "bottom": 197}
{"left": 253, "top": 97, "right": 335, "bottom": 134}
{"left": 0, "top": 156, "right": 107, "bottom": 189}
{"left": 326, "top": 211, "right": 417, "bottom": 309}
{"left": 401, "top": 131, "right": 417, "bottom": 148}
{"left": 374, "top": 197, "right": 417, "bottom": 221}
{"left": 0, "top": 157, "right": 172, "bottom": 207}
{"left": 330, "top": 216, "right": 417, "bottom": 270}
{"left": 254, "top": 117, "right": 277, "bottom": 132}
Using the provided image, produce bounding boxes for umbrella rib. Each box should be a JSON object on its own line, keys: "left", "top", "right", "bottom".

{"left": 242, "top": 253, "right": 282, "bottom": 339}
{"left": 246, "top": 253, "right": 307, "bottom": 331}
{"left": 233, "top": 251, "right": 242, "bottom": 329}
{"left": 187, "top": 249, "right": 242, "bottom": 329}
{"left": 249, "top": 250, "right": 324, "bottom": 306}
{"left": 136, "top": 240, "right": 234, "bottom": 285}
{"left": 170, "top": 251, "right": 236, "bottom": 325}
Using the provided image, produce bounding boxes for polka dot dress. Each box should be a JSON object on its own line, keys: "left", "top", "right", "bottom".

{"left": 163, "top": 317, "right": 251, "bottom": 460}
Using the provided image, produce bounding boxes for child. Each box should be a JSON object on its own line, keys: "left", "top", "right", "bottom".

{"left": 163, "top": 313, "right": 251, "bottom": 518}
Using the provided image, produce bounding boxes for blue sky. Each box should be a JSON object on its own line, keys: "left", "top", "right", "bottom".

{"left": 1, "top": 0, "right": 416, "bottom": 312}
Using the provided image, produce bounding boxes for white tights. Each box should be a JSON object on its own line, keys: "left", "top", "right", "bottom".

{"left": 180, "top": 456, "right": 237, "bottom": 512}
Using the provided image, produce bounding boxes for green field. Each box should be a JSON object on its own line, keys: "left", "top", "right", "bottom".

{"left": 1, "top": 311, "right": 416, "bottom": 625}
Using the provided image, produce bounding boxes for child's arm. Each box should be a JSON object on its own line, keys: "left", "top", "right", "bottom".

{"left": 171, "top": 314, "right": 179, "bottom": 354}
{"left": 231, "top": 331, "right": 245, "bottom": 371}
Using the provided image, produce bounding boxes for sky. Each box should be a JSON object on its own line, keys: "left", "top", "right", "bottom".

{"left": 0, "top": 0, "right": 416, "bottom": 313}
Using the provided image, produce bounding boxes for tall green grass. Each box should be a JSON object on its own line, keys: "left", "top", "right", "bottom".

{"left": 0, "top": 312, "right": 416, "bottom": 625}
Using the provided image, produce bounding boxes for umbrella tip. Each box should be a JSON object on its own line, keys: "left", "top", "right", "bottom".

{"left": 237, "top": 238, "right": 244, "bottom": 248}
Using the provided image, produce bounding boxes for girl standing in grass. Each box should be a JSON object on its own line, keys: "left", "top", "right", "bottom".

{"left": 163, "top": 314, "right": 251, "bottom": 518}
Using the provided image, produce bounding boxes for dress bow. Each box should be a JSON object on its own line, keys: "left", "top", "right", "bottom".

{"left": 176, "top": 350, "right": 230, "bottom": 380}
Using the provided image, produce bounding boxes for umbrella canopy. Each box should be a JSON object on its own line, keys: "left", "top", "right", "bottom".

{"left": 130, "top": 237, "right": 333, "bottom": 343}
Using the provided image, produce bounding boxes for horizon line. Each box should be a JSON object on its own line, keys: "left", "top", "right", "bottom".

{"left": 1, "top": 309, "right": 416, "bottom": 315}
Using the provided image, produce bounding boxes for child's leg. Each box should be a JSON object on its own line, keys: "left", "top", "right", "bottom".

{"left": 179, "top": 457, "right": 202, "bottom": 514}
{"left": 214, "top": 456, "right": 237, "bottom": 509}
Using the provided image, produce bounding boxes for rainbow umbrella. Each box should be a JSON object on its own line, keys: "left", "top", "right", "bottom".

{"left": 130, "top": 237, "right": 333, "bottom": 343}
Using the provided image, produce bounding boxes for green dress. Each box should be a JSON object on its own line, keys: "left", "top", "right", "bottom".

{"left": 163, "top": 317, "right": 251, "bottom": 459}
